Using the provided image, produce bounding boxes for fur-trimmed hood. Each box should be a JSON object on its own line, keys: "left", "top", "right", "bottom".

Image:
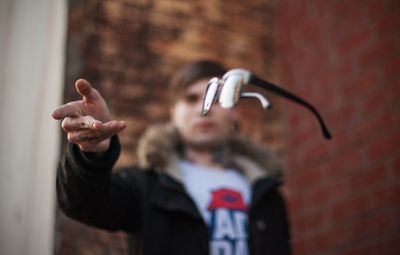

{"left": 137, "top": 123, "right": 284, "bottom": 184}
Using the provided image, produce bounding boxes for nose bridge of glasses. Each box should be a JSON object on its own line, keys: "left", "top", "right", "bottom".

{"left": 222, "top": 69, "right": 251, "bottom": 83}
{"left": 219, "top": 74, "right": 245, "bottom": 109}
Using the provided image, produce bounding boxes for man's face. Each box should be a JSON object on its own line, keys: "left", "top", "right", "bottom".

{"left": 171, "top": 78, "right": 237, "bottom": 149}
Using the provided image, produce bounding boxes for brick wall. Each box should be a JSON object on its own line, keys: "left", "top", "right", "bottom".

{"left": 56, "top": 0, "right": 281, "bottom": 254}
{"left": 274, "top": 0, "right": 400, "bottom": 254}
{"left": 58, "top": 1, "right": 400, "bottom": 254}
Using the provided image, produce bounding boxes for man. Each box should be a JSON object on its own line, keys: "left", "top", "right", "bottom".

{"left": 53, "top": 60, "right": 291, "bottom": 255}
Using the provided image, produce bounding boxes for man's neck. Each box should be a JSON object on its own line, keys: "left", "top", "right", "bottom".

{"left": 184, "top": 145, "right": 226, "bottom": 170}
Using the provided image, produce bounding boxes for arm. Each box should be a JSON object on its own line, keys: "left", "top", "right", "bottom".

{"left": 53, "top": 79, "right": 139, "bottom": 232}
{"left": 56, "top": 135, "right": 142, "bottom": 232}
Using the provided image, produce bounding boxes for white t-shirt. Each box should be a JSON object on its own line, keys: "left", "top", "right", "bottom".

{"left": 180, "top": 160, "right": 251, "bottom": 255}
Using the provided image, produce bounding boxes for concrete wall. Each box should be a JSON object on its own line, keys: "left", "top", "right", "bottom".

{"left": 0, "top": 1, "right": 66, "bottom": 254}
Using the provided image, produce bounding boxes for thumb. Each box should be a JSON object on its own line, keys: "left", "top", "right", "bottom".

{"left": 75, "top": 79, "right": 101, "bottom": 103}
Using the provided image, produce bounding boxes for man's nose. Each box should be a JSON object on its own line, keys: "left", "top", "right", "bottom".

{"left": 196, "top": 99, "right": 207, "bottom": 116}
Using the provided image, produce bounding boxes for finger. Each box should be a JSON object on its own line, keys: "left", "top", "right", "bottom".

{"left": 67, "top": 129, "right": 105, "bottom": 144}
{"left": 87, "top": 121, "right": 126, "bottom": 145}
{"left": 61, "top": 116, "right": 102, "bottom": 132}
{"left": 66, "top": 120, "right": 126, "bottom": 143}
{"left": 94, "top": 120, "right": 127, "bottom": 133}
{"left": 82, "top": 121, "right": 126, "bottom": 143}
{"left": 75, "top": 79, "right": 101, "bottom": 104}
{"left": 69, "top": 131, "right": 110, "bottom": 152}
{"left": 52, "top": 101, "right": 82, "bottom": 120}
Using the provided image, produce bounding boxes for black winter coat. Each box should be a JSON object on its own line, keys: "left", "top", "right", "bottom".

{"left": 57, "top": 134, "right": 291, "bottom": 255}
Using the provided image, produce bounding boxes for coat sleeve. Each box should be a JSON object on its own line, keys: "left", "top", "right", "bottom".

{"left": 56, "top": 135, "right": 142, "bottom": 232}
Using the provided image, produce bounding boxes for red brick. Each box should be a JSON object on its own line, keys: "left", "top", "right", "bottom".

{"left": 331, "top": 194, "right": 368, "bottom": 223}
{"left": 287, "top": 169, "right": 322, "bottom": 192}
{"left": 330, "top": 60, "right": 357, "bottom": 84}
{"left": 323, "top": 148, "right": 364, "bottom": 177}
{"left": 376, "top": 9, "right": 400, "bottom": 34}
{"left": 294, "top": 210, "right": 326, "bottom": 233}
{"left": 383, "top": 57, "right": 400, "bottom": 80}
{"left": 359, "top": 36, "right": 398, "bottom": 67}
{"left": 393, "top": 156, "right": 400, "bottom": 179}
{"left": 343, "top": 241, "right": 386, "bottom": 255}
{"left": 292, "top": 238, "right": 314, "bottom": 255}
{"left": 367, "top": 184, "right": 400, "bottom": 211}
{"left": 367, "top": 130, "right": 400, "bottom": 159}
{"left": 337, "top": 27, "right": 375, "bottom": 57}
{"left": 341, "top": 68, "right": 380, "bottom": 99}
{"left": 300, "top": 140, "right": 334, "bottom": 162}
{"left": 367, "top": 0, "right": 386, "bottom": 19}
{"left": 313, "top": 225, "right": 349, "bottom": 251}
{"left": 310, "top": 180, "right": 345, "bottom": 206}
{"left": 348, "top": 163, "right": 388, "bottom": 192}
{"left": 352, "top": 110, "right": 395, "bottom": 142}
{"left": 349, "top": 211, "right": 397, "bottom": 242}
{"left": 326, "top": 103, "right": 359, "bottom": 130}
{"left": 386, "top": 235, "right": 400, "bottom": 254}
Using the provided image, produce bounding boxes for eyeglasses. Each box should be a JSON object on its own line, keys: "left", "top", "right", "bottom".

{"left": 202, "top": 77, "right": 221, "bottom": 115}
{"left": 202, "top": 69, "right": 332, "bottom": 140}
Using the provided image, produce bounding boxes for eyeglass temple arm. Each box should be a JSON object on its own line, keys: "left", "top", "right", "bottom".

{"left": 249, "top": 75, "right": 332, "bottom": 140}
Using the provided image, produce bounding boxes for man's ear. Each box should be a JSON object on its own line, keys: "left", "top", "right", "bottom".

{"left": 169, "top": 105, "right": 176, "bottom": 120}
{"left": 169, "top": 104, "right": 176, "bottom": 121}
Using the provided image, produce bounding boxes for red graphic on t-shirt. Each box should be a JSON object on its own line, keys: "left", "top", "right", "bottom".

{"left": 208, "top": 188, "right": 247, "bottom": 211}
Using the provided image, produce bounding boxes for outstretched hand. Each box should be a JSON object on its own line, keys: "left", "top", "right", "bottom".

{"left": 52, "top": 79, "right": 126, "bottom": 153}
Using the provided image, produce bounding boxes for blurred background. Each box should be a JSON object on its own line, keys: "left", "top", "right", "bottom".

{"left": 0, "top": 0, "right": 399, "bottom": 254}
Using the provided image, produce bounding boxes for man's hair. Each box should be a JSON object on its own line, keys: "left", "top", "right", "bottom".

{"left": 168, "top": 60, "right": 227, "bottom": 103}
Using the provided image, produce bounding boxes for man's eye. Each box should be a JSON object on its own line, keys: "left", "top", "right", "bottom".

{"left": 185, "top": 94, "right": 200, "bottom": 104}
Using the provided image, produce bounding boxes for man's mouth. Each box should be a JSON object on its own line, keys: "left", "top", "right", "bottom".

{"left": 194, "top": 121, "right": 215, "bottom": 130}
